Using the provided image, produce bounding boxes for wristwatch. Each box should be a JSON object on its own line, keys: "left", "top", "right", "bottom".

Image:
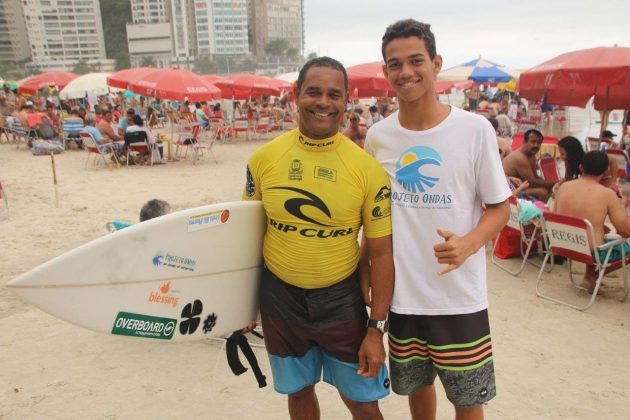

{"left": 367, "top": 319, "right": 389, "bottom": 334}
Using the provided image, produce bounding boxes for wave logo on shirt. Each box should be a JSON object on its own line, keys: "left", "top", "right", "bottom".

{"left": 395, "top": 146, "right": 442, "bottom": 193}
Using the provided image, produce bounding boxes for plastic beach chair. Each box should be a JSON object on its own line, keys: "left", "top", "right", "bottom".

{"left": 535, "top": 211, "right": 630, "bottom": 310}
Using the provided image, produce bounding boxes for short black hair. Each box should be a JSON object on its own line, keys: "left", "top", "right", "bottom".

{"left": 582, "top": 151, "right": 609, "bottom": 176}
{"left": 296, "top": 56, "right": 348, "bottom": 92}
{"left": 369, "top": 105, "right": 378, "bottom": 113}
{"left": 488, "top": 117, "right": 499, "bottom": 131}
{"left": 132, "top": 114, "right": 143, "bottom": 126}
{"left": 140, "top": 199, "right": 171, "bottom": 222}
{"left": 381, "top": 19, "right": 437, "bottom": 61}
{"left": 524, "top": 129, "right": 543, "bottom": 142}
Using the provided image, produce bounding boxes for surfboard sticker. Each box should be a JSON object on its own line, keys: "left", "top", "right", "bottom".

{"left": 187, "top": 208, "right": 231, "bottom": 233}
{"left": 111, "top": 311, "right": 177, "bottom": 340}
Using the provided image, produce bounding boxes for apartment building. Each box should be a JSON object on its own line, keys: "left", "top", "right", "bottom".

{"left": 248, "top": 0, "right": 304, "bottom": 58}
{"left": 21, "top": 0, "right": 114, "bottom": 72}
{"left": 0, "top": 0, "right": 31, "bottom": 65}
{"left": 194, "top": 0, "right": 248, "bottom": 58}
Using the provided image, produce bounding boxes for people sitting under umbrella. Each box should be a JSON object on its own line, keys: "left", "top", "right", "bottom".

{"left": 125, "top": 114, "right": 163, "bottom": 165}
{"left": 82, "top": 113, "right": 124, "bottom": 155}
{"left": 502, "top": 129, "right": 557, "bottom": 202}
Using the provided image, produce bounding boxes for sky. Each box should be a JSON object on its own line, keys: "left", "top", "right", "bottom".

{"left": 303, "top": 0, "right": 630, "bottom": 71}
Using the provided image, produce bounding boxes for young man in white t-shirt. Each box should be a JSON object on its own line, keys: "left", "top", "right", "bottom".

{"left": 364, "top": 19, "right": 510, "bottom": 420}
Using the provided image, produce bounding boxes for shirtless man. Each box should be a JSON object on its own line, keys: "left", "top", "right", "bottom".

{"left": 342, "top": 112, "right": 367, "bottom": 148}
{"left": 554, "top": 151, "right": 630, "bottom": 292}
{"left": 502, "top": 129, "right": 556, "bottom": 201}
{"left": 97, "top": 111, "right": 122, "bottom": 142}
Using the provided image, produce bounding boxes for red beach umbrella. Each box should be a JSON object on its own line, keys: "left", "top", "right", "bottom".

{"left": 107, "top": 67, "right": 156, "bottom": 90}
{"left": 127, "top": 68, "right": 221, "bottom": 101}
{"left": 519, "top": 46, "right": 630, "bottom": 110}
{"left": 212, "top": 73, "right": 281, "bottom": 100}
{"left": 19, "top": 71, "right": 78, "bottom": 95}
{"left": 202, "top": 74, "right": 223, "bottom": 83}
{"left": 346, "top": 61, "right": 395, "bottom": 98}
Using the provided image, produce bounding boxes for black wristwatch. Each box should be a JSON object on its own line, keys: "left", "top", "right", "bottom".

{"left": 367, "top": 319, "right": 389, "bottom": 334}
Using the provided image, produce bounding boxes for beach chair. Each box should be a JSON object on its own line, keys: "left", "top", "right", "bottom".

{"left": 253, "top": 116, "right": 271, "bottom": 139}
{"left": 536, "top": 211, "right": 630, "bottom": 310}
{"left": 62, "top": 119, "right": 84, "bottom": 149}
{"left": 605, "top": 149, "right": 629, "bottom": 181}
{"left": 10, "top": 119, "right": 29, "bottom": 149}
{"left": 80, "top": 132, "right": 120, "bottom": 169}
{"left": 233, "top": 117, "right": 253, "bottom": 141}
{"left": 210, "top": 117, "right": 233, "bottom": 142}
{"left": 538, "top": 157, "right": 560, "bottom": 182}
{"left": 124, "top": 130, "right": 156, "bottom": 166}
{"left": 174, "top": 117, "right": 199, "bottom": 158}
{"left": 491, "top": 196, "right": 546, "bottom": 276}
{"left": 190, "top": 127, "right": 217, "bottom": 165}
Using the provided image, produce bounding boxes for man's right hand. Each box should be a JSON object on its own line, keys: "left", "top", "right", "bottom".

{"left": 241, "top": 320, "right": 257, "bottom": 334}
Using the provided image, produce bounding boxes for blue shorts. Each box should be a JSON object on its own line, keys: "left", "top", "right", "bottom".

{"left": 593, "top": 237, "right": 630, "bottom": 263}
{"left": 260, "top": 267, "right": 390, "bottom": 402}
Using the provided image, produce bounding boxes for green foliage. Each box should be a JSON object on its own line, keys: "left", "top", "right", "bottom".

{"left": 265, "top": 39, "right": 291, "bottom": 56}
{"left": 306, "top": 51, "right": 318, "bottom": 61}
{"left": 72, "top": 61, "right": 95, "bottom": 75}
{"left": 286, "top": 48, "right": 299, "bottom": 58}
{"left": 100, "top": 0, "right": 131, "bottom": 69}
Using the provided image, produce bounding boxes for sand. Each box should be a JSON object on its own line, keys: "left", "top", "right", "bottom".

{"left": 1, "top": 128, "right": 630, "bottom": 420}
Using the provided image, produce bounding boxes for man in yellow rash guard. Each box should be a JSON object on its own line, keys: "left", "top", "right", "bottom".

{"left": 243, "top": 57, "right": 394, "bottom": 420}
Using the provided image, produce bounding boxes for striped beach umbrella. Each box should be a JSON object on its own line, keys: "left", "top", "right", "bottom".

{"left": 439, "top": 57, "right": 519, "bottom": 83}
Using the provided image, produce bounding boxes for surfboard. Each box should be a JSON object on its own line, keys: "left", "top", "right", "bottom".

{"left": 7, "top": 201, "right": 265, "bottom": 341}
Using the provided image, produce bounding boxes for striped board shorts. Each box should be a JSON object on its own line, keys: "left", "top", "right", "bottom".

{"left": 388, "top": 309, "right": 495, "bottom": 408}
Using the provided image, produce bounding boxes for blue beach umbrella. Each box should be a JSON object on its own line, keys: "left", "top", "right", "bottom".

{"left": 123, "top": 90, "right": 140, "bottom": 99}
{"left": 439, "top": 57, "right": 519, "bottom": 83}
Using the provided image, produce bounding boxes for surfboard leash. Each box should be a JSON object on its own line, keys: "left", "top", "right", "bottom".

{"left": 225, "top": 331, "right": 267, "bottom": 388}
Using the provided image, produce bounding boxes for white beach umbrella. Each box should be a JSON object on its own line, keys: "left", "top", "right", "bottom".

{"left": 275, "top": 71, "right": 299, "bottom": 84}
{"left": 59, "top": 72, "right": 121, "bottom": 100}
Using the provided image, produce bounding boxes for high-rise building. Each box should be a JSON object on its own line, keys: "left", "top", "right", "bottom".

{"left": 0, "top": 0, "right": 31, "bottom": 66}
{"left": 20, "top": 0, "right": 115, "bottom": 72}
{"left": 130, "top": 0, "right": 169, "bottom": 23}
{"left": 248, "top": 0, "right": 304, "bottom": 58}
{"left": 194, "top": 0, "right": 249, "bottom": 58}
{"left": 127, "top": 0, "right": 175, "bottom": 68}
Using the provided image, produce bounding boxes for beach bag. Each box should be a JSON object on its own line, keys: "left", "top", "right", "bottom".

{"left": 31, "top": 139, "right": 64, "bottom": 156}
{"left": 39, "top": 116, "right": 57, "bottom": 139}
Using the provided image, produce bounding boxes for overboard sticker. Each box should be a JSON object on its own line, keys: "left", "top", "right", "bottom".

{"left": 188, "top": 209, "right": 230, "bottom": 232}
{"left": 111, "top": 312, "right": 177, "bottom": 340}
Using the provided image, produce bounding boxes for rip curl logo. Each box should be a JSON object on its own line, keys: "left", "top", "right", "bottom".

{"left": 395, "top": 146, "right": 442, "bottom": 193}
{"left": 270, "top": 186, "right": 332, "bottom": 226}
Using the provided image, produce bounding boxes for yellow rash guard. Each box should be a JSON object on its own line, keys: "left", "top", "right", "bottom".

{"left": 243, "top": 129, "right": 392, "bottom": 289}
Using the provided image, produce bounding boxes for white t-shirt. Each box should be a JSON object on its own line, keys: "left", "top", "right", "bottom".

{"left": 365, "top": 106, "right": 511, "bottom": 315}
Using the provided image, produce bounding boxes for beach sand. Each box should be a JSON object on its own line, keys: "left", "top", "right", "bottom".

{"left": 1, "top": 125, "right": 630, "bottom": 419}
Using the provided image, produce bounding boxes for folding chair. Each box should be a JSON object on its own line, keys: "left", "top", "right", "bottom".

{"left": 62, "top": 118, "right": 84, "bottom": 149}
{"left": 605, "top": 149, "right": 629, "bottom": 181}
{"left": 190, "top": 126, "right": 218, "bottom": 165}
{"left": 233, "top": 117, "right": 253, "bottom": 141}
{"left": 210, "top": 117, "right": 233, "bottom": 143}
{"left": 124, "top": 130, "right": 156, "bottom": 166}
{"left": 254, "top": 116, "right": 271, "bottom": 139}
{"left": 174, "top": 117, "right": 199, "bottom": 158}
{"left": 10, "top": 119, "right": 29, "bottom": 149}
{"left": 538, "top": 157, "right": 560, "bottom": 182}
{"left": 80, "top": 132, "right": 120, "bottom": 169}
{"left": 491, "top": 196, "right": 546, "bottom": 276}
{"left": 535, "top": 211, "right": 630, "bottom": 310}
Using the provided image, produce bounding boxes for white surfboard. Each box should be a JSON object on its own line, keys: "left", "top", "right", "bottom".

{"left": 7, "top": 201, "right": 265, "bottom": 341}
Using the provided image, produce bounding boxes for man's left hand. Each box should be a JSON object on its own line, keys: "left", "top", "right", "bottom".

{"left": 357, "top": 331, "right": 385, "bottom": 377}
{"left": 433, "top": 228, "right": 476, "bottom": 275}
